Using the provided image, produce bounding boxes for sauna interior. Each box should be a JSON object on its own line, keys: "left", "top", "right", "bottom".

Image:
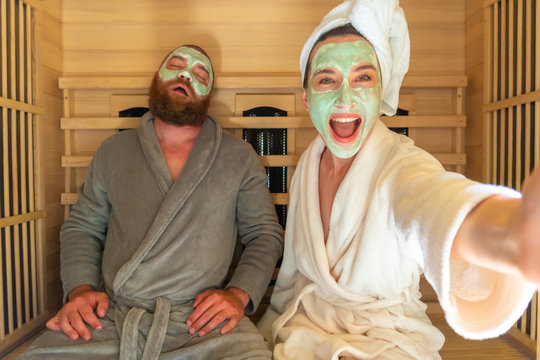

{"left": 1, "top": 0, "right": 539, "bottom": 358}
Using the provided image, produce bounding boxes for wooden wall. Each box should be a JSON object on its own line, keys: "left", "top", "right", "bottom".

{"left": 465, "top": 0, "right": 485, "bottom": 181}
{"left": 61, "top": 0, "right": 465, "bottom": 75}
{"left": 39, "top": 0, "right": 63, "bottom": 314}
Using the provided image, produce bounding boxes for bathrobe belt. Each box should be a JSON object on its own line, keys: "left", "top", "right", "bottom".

{"left": 115, "top": 297, "right": 172, "bottom": 360}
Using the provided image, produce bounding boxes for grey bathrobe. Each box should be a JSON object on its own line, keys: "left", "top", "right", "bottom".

{"left": 23, "top": 113, "right": 283, "bottom": 360}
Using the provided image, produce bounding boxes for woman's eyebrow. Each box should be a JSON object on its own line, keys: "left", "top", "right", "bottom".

{"left": 352, "top": 64, "right": 376, "bottom": 72}
{"left": 313, "top": 68, "right": 336, "bottom": 76}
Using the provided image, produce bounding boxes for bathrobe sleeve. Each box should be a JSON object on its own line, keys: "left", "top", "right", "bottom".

{"left": 227, "top": 146, "right": 284, "bottom": 315}
{"left": 60, "top": 141, "right": 111, "bottom": 301}
{"left": 390, "top": 146, "right": 536, "bottom": 340}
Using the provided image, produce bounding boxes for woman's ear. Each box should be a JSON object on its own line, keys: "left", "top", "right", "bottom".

{"left": 302, "top": 89, "right": 309, "bottom": 112}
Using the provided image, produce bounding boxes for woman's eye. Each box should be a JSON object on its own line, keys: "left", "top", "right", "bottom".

{"left": 319, "top": 77, "right": 334, "bottom": 84}
{"left": 357, "top": 74, "right": 371, "bottom": 81}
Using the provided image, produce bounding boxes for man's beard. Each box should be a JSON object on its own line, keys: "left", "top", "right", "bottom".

{"left": 148, "top": 75, "right": 211, "bottom": 127}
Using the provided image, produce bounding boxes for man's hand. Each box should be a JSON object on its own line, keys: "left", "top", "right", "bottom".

{"left": 187, "top": 287, "right": 250, "bottom": 337}
{"left": 46, "top": 284, "right": 109, "bottom": 341}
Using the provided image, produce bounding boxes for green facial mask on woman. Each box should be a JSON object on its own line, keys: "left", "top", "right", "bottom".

{"left": 307, "top": 40, "right": 382, "bottom": 159}
{"left": 159, "top": 46, "right": 213, "bottom": 96}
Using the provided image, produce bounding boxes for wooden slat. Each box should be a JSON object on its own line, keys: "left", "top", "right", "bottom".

{"left": 63, "top": 89, "right": 72, "bottom": 219}
{"left": 524, "top": 0, "right": 532, "bottom": 179}
{"left": 0, "top": 0, "right": 8, "bottom": 339}
{"left": 61, "top": 117, "right": 139, "bottom": 129}
{"left": 0, "top": 96, "right": 43, "bottom": 114}
{"left": 60, "top": 115, "right": 467, "bottom": 131}
{"left": 58, "top": 74, "right": 468, "bottom": 90}
{"left": 484, "top": 90, "right": 540, "bottom": 112}
{"left": 515, "top": 0, "right": 523, "bottom": 190}
{"left": 220, "top": 116, "right": 312, "bottom": 129}
{"left": 61, "top": 155, "right": 92, "bottom": 168}
{"left": 271, "top": 193, "right": 289, "bottom": 205}
{"left": 483, "top": 4, "right": 492, "bottom": 183}
{"left": 0, "top": 210, "right": 46, "bottom": 229}
{"left": 8, "top": 0, "right": 22, "bottom": 332}
{"left": 61, "top": 153, "right": 466, "bottom": 169}
{"left": 62, "top": 192, "right": 289, "bottom": 207}
{"left": 61, "top": 155, "right": 302, "bottom": 169}
{"left": 60, "top": 192, "right": 78, "bottom": 205}
{"left": 491, "top": 2, "right": 499, "bottom": 184}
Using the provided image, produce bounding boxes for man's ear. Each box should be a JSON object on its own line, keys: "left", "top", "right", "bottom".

{"left": 302, "top": 89, "right": 309, "bottom": 112}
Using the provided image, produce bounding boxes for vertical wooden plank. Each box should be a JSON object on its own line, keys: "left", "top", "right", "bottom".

{"left": 27, "top": 3, "right": 38, "bottom": 317}
{"left": 63, "top": 89, "right": 72, "bottom": 219}
{"left": 484, "top": 4, "right": 493, "bottom": 183}
{"left": 3, "top": 111, "right": 14, "bottom": 334}
{"left": 10, "top": 0, "right": 24, "bottom": 331}
{"left": 0, "top": 0, "right": 7, "bottom": 339}
{"left": 515, "top": 0, "right": 523, "bottom": 191}
{"left": 18, "top": 0, "right": 31, "bottom": 324}
{"left": 499, "top": 0, "right": 507, "bottom": 186}
{"left": 455, "top": 87, "right": 464, "bottom": 174}
{"left": 507, "top": 0, "right": 514, "bottom": 188}
{"left": 524, "top": 0, "right": 532, "bottom": 178}
{"left": 492, "top": 2, "right": 499, "bottom": 183}
{"left": 535, "top": 0, "right": 540, "bottom": 168}
{"left": 32, "top": 3, "right": 46, "bottom": 316}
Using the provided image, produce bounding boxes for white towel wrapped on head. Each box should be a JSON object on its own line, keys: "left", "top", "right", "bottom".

{"left": 299, "top": 0, "right": 410, "bottom": 116}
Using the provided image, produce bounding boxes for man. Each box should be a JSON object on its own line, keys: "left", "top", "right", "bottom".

{"left": 22, "top": 44, "right": 283, "bottom": 359}
{"left": 258, "top": 1, "right": 539, "bottom": 359}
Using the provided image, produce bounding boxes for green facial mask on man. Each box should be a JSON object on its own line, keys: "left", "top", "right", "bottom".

{"left": 159, "top": 46, "right": 214, "bottom": 96}
{"left": 307, "top": 40, "right": 382, "bottom": 159}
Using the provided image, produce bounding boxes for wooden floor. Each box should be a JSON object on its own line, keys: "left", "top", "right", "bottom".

{"left": 3, "top": 315, "right": 535, "bottom": 360}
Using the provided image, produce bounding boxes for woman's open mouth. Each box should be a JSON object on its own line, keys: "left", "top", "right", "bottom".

{"left": 329, "top": 114, "right": 362, "bottom": 143}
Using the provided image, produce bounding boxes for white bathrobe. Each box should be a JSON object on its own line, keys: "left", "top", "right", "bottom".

{"left": 258, "top": 120, "right": 535, "bottom": 360}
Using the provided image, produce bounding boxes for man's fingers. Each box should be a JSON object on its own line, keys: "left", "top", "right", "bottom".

{"left": 45, "top": 316, "right": 61, "bottom": 331}
{"left": 57, "top": 311, "right": 80, "bottom": 341}
{"left": 198, "top": 311, "right": 228, "bottom": 337}
{"left": 192, "top": 290, "right": 212, "bottom": 308}
{"left": 220, "top": 316, "right": 239, "bottom": 335}
{"left": 79, "top": 304, "right": 103, "bottom": 331}
{"left": 187, "top": 295, "right": 217, "bottom": 326}
{"left": 65, "top": 307, "right": 91, "bottom": 341}
{"left": 95, "top": 293, "right": 109, "bottom": 318}
{"left": 189, "top": 305, "right": 221, "bottom": 334}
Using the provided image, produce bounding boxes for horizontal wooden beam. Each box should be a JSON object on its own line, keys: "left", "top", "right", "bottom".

{"left": 383, "top": 115, "right": 466, "bottom": 128}
{"left": 0, "top": 97, "right": 43, "bottom": 115}
{"left": 61, "top": 193, "right": 78, "bottom": 205}
{"left": 60, "top": 115, "right": 465, "bottom": 130}
{"left": 61, "top": 155, "right": 93, "bottom": 168}
{"left": 271, "top": 193, "right": 289, "bottom": 205}
{"left": 62, "top": 153, "right": 465, "bottom": 168}
{"left": 59, "top": 74, "right": 467, "bottom": 90}
{"left": 220, "top": 116, "right": 313, "bottom": 129}
{"left": 62, "top": 192, "right": 290, "bottom": 206}
{"left": 483, "top": 90, "right": 540, "bottom": 113}
{"left": 61, "top": 117, "right": 139, "bottom": 129}
{"left": 0, "top": 210, "right": 46, "bottom": 229}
